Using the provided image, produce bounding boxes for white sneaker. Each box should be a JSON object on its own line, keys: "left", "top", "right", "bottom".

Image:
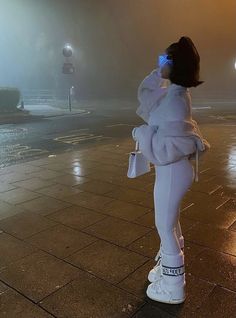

{"left": 146, "top": 276, "right": 186, "bottom": 304}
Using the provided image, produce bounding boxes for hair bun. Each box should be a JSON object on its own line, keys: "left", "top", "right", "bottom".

{"left": 178, "top": 37, "right": 193, "bottom": 49}
{"left": 178, "top": 36, "right": 200, "bottom": 61}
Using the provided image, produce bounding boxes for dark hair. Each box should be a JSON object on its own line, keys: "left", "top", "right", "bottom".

{"left": 165, "top": 36, "right": 204, "bottom": 88}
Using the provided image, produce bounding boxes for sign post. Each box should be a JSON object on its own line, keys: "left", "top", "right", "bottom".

{"left": 62, "top": 44, "right": 75, "bottom": 111}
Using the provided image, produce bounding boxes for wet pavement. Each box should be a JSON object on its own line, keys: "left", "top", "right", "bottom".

{"left": 1, "top": 98, "right": 236, "bottom": 169}
{"left": 0, "top": 116, "right": 236, "bottom": 317}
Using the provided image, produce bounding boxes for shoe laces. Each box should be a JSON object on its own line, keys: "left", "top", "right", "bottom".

{"left": 153, "top": 262, "right": 161, "bottom": 271}
{"left": 153, "top": 278, "right": 170, "bottom": 295}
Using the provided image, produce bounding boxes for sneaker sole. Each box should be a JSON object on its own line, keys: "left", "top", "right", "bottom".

{"left": 146, "top": 283, "right": 186, "bottom": 304}
{"left": 147, "top": 293, "right": 186, "bottom": 304}
{"left": 146, "top": 288, "right": 186, "bottom": 304}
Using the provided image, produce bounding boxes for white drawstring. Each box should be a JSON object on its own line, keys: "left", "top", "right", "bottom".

{"left": 195, "top": 148, "right": 199, "bottom": 182}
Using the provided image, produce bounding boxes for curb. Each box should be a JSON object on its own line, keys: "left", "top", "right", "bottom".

{"left": 0, "top": 109, "right": 90, "bottom": 124}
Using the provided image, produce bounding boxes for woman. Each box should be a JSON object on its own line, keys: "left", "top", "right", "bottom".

{"left": 132, "top": 36, "right": 210, "bottom": 304}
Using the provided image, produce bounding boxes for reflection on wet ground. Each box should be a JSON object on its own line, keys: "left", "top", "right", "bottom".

{"left": 0, "top": 117, "right": 236, "bottom": 317}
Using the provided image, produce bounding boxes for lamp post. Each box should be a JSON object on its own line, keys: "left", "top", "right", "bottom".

{"left": 62, "top": 44, "right": 75, "bottom": 112}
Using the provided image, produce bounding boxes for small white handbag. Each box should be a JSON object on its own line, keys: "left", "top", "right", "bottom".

{"left": 127, "top": 141, "right": 151, "bottom": 178}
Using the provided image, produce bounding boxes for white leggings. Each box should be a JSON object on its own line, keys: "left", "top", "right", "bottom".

{"left": 154, "top": 158, "right": 194, "bottom": 255}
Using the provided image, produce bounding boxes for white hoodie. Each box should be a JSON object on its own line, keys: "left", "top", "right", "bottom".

{"left": 133, "top": 69, "right": 211, "bottom": 182}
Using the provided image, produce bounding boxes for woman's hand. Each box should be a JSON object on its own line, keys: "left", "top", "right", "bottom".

{"left": 132, "top": 125, "right": 149, "bottom": 141}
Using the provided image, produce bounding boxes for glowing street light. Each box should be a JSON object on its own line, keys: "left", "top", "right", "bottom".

{"left": 62, "top": 43, "right": 75, "bottom": 74}
{"left": 63, "top": 44, "right": 73, "bottom": 58}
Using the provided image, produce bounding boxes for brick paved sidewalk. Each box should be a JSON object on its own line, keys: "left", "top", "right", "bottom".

{"left": 0, "top": 123, "right": 236, "bottom": 317}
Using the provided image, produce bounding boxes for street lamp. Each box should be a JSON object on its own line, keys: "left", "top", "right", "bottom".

{"left": 62, "top": 43, "right": 75, "bottom": 111}
{"left": 63, "top": 44, "right": 73, "bottom": 58}
{"left": 62, "top": 44, "right": 75, "bottom": 74}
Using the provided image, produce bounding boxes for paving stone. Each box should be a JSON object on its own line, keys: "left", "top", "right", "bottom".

{"left": 81, "top": 170, "right": 126, "bottom": 185}
{"left": 183, "top": 241, "right": 207, "bottom": 268}
{"left": 0, "top": 280, "right": 8, "bottom": 293}
{"left": 184, "top": 222, "right": 236, "bottom": 255}
{"left": 133, "top": 304, "right": 176, "bottom": 318}
{"left": 0, "top": 172, "right": 34, "bottom": 183}
{"left": 182, "top": 191, "right": 230, "bottom": 211}
{"left": 0, "top": 232, "right": 37, "bottom": 269}
{"left": 70, "top": 159, "right": 100, "bottom": 169}
{"left": 47, "top": 205, "right": 107, "bottom": 230}
{"left": 210, "top": 182, "right": 236, "bottom": 198}
{"left": 30, "top": 169, "right": 67, "bottom": 180}
{"left": 7, "top": 164, "right": 43, "bottom": 175}
{"left": 83, "top": 216, "right": 151, "bottom": 247}
{"left": 134, "top": 171, "right": 155, "bottom": 184}
{"left": 25, "top": 157, "right": 58, "bottom": 166}
{"left": 64, "top": 166, "right": 94, "bottom": 177}
{"left": 181, "top": 201, "right": 236, "bottom": 229}
{"left": 121, "top": 178, "right": 154, "bottom": 192}
{"left": 0, "top": 284, "right": 54, "bottom": 317}
{"left": 105, "top": 187, "right": 154, "bottom": 208}
{"left": 0, "top": 251, "right": 79, "bottom": 302}
{"left": 220, "top": 198, "right": 236, "bottom": 213}
{"left": 229, "top": 219, "right": 236, "bottom": 231}
{"left": 178, "top": 216, "right": 200, "bottom": 234}
{"left": 191, "top": 285, "right": 236, "bottom": 318}
{"left": 0, "top": 182, "right": 17, "bottom": 193}
{"left": 102, "top": 200, "right": 152, "bottom": 221}
{"left": 50, "top": 174, "right": 90, "bottom": 186}
{"left": 11, "top": 178, "right": 57, "bottom": 191}
{"left": 0, "top": 200, "right": 26, "bottom": 221}
{"left": 62, "top": 191, "right": 114, "bottom": 211}
{"left": 75, "top": 179, "right": 119, "bottom": 195}
{"left": 93, "top": 163, "right": 127, "bottom": 174}
{"left": 18, "top": 196, "right": 72, "bottom": 216}
{"left": 37, "top": 162, "right": 77, "bottom": 171}
{"left": 197, "top": 163, "right": 233, "bottom": 178}
{"left": 36, "top": 183, "right": 82, "bottom": 199}
{"left": 187, "top": 248, "right": 236, "bottom": 292}
{"left": 0, "top": 166, "right": 20, "bottom": 175}
{"left": 127, "top": 230, "right": 161, "bottom": 258}
{"left": 118, "top": 259, "right": 155, "bottom": 299}
{"left": 0, "top": 188, "right": 41, "bottom": 205}
{"left": 134, "top": 213, "right": 196, "bottom": 234}
{"left": 190, "top": 178, "right": 225, "bottom": 195}
{"left": 180, "top": 193, "right": 196, "bottom": 210}
{"left": 133, "top": 211, "right": 155, "bottom": 228}
{"left": 0, "top": 211, "right": 57, "bottom": 239}
{"left": 40, "top": 270, "right": 144, "bottom": 318}
{"left": 66, "top": 240, "right": 149, "bottom": 284}
{"left": 25, "top": 224, "right": 97, "bottom": 259}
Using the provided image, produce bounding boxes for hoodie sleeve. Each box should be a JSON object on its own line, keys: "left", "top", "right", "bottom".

{"left": 136, "top": 69, "right": 168, "bottom": 123}
{"left": 134, "top": 123, "right": 210, "bottom": 166}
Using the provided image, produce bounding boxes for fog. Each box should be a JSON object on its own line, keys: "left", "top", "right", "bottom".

{"left": 0, "top": 0, "right": 235, "bottom": 100}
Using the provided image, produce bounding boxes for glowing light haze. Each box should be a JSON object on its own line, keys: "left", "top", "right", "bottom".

{"left": 0, "top": 0, "right": 235, "bottom": 99}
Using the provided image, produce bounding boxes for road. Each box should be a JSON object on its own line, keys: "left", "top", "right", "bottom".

{"left": 0, "top": 101, "right": 141, "bottom": 167}
{"left": 0, "top": 100, "right": 235, "bottom": 167}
